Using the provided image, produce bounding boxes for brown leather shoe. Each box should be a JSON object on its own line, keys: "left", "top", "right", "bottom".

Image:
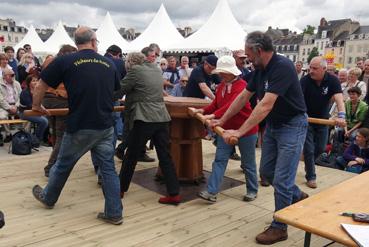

{"left": 256, "top": 226, "right": 288, "bottom": 245}
{"left": 292, "top": 191, "right": 309, "bottom": 204}
{"left": 306, "top": 180, "right": 317, "bottom": 188}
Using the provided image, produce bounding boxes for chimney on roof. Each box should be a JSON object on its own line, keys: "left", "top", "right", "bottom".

{"left": 320, "top": 17, "right": 327, "bottom": 27}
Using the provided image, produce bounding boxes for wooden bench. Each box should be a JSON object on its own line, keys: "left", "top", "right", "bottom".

{"left": 274, "top": 171, "right": 369, "bottom": 247}
{"left": 0, "top": 119, "right": 28, "bottom": 125}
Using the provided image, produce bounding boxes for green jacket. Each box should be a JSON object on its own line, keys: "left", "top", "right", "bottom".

{"left": 120, "top": 61, "right": 171, "bottom": 130}
{"left": 345, "top": 100, "right": 368, "bottom": 129}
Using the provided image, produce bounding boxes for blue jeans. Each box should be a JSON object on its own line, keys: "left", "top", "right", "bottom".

{"left": 42, "top": 127, "right": 122, "bottom": 218}
{"left": 20, "top": 113, "right": 49, "bottom": 141}
{"left": 208, "top": 134, "right": 258, "bottom": 195}
{"left": 336, "top": 156, "right": 363, "bottom": 173}
{"left": 259, "top": 114, "right": 308, "bottom": 230}
{"left": 303, "top": 124, "right": 328, "bottom": 181}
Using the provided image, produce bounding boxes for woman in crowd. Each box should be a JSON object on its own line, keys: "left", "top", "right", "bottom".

{"left": 19, "top": 75, "right": 49, "bottom": 143}
{"left": 160, "top": 58, "right": 168, "bottom": 73}
{"left": 194, "top": 56, "right": 258, "bottom": 203}
{"left": 17, "top": 52, "right": 36, "bottom": 87}
{"left": 342, "top": 67, "right": 366, "bottom": 100}
{"left": 344, "top": 87, "right": 368, "bottom": 141}
{"left": 336, "top": 127, "right": 369, "bottom": 173}
{"left": 16, "top": 48, "right": 26, "bottom": 63}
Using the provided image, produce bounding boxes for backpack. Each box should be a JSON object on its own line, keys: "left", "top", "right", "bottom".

{"left": 9, "top": 130, "right": 37, "bottom": 155}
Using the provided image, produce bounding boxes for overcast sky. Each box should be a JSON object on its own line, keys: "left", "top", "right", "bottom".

{"left": 1, "top": 0, "right": 369, "bottom": 33}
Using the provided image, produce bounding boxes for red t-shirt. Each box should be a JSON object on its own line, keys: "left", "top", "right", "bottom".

{"left": 203, "top": 78, "right": 258, "bottom": 137}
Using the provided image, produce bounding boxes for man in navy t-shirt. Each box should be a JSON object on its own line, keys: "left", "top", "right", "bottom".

{"left": 301, "top": 57, "right": 345, "bottom": 189}
{"left": 31, "top": 26, "right": 123, "bottom": 225}
{"left": 214, "top": 31, "right": 308, "bottom": 244}
{"left": 183, "top": 55, "right": 220, "bottom": 100}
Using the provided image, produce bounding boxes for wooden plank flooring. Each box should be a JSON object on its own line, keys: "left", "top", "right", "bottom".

{"left": 0, "top": 140, "right": 355, "bottom": 247}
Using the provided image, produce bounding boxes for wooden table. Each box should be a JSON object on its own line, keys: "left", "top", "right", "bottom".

{"left": 274, "top": 171, "right": 369, "bottom": 247}
{"left": 164, "top": 96, "right": 210, "bottom": 183}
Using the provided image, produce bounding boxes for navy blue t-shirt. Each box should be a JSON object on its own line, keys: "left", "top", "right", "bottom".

{"left": 183, "top": 64, "right": 220, "bottom": 98}
{"left": 40, "top": 49, "right": 120, "bottom": 133}
{"left": 247, "top": 53, "right": 306, "bottom": 123}
{"left": 301, "top": 72, "right": 342, "bottom": 119}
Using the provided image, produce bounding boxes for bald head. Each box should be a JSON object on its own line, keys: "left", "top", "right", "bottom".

{"left": 309, "top": 57, "right": 327, "bottom": 81}
{"left": 74, "top": 26, "right": 97, "bottom": 51}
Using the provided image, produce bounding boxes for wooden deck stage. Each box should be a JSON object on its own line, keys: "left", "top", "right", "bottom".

{"left": 0, "top": 141, "right": 355, "bottom": 247}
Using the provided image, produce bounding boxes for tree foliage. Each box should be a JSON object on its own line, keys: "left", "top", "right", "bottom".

{"left": 303, "top": 25, "right": 315, "bottom": 35}
{"left": 307, "top": 47, "right": 319, "bottom": 64}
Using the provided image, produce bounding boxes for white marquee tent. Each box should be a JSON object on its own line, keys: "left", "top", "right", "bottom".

{"left": 96, "top": 12, "right": 130, "bottom": 54}
{"left": 127, "top": 4, "right": 184, "bottom": 52}
{"left": 14, "top": 25, "right": 46, "bottom": 53}
{"left": 43, "top": 21, "right": 76, "bottom": 54}
{"left": 166, "top": 0, "right": 247, "bottom": 53}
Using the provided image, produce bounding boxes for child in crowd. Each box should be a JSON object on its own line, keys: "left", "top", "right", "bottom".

{"left": 336, "top": 127, "right": 369, "bottom": 173}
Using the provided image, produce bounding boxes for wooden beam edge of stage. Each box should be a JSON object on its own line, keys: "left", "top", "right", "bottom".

{"left": 188, "top": 107, "right": 238, "bottom": 145}
{"left": 23, "top": 106, "right": 125, "bottom": 117}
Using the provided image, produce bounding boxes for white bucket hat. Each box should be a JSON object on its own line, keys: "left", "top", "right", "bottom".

{"left": 211, "top": 55, "right": 241, "bottom": 76}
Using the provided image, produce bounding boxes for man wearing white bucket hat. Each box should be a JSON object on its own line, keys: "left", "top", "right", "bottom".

{"left": 193, "top": 55, "right": 258, "bottom": 203}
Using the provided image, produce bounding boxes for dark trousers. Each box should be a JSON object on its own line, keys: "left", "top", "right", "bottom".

{"left": 119, "top": 121, "right": 179, "bottom": 196}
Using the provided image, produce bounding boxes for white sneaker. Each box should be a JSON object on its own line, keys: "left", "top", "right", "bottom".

{"left": 198, "top": 191, "right": 217, "bottom": 203}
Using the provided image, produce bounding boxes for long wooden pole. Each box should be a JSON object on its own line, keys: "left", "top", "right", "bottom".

{"left": 188, "top": 107, "right": 238, "bottom": 145}
{"left": 23, "top": 106, "right": 125, "bottom": 117}
{"left": 308, "top": 117, "right": 336, "bottom": 126}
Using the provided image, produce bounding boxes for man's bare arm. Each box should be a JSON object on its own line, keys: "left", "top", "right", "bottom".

{"left": 199, "top": 82, "right": 215, "bottom": 100}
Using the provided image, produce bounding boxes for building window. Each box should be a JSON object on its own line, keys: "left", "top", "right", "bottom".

{"left": 15, "top": 37, "right": 18, "bottom": 42}
{"left": 3, "top": 26, "right": 8, "bottom": 31}
{"left": 308, "top": 48, "right": 311, "bottom": 54}
{"left": 302, "top": 57, "right": 305, "bottom": 62}
{"left": 293, "top": 55, "right": 296, "bottom": 62}
{"left": 10, "top": 27, "right": 15, "bottom": 32}
{"left": 294, "top": 44, "right": 297, "bottom": 51}
{"left": 340, "top": 48, "right": 343, "bottom": 54}
{"left": 320, "top": 42, "right": 323, "bottom": 50}
{"left": 286, "top": 45, "right": 289, "bottom": 51}
{"left": 302, "top": 48, "right": 306, "bottom": 55}
{"left": 348, "top": 57, "right": 352, "bottom": 64}
{"left": 339, "top": 57, "right": 343, "bottom": 63}
{"left": 322, "top": 30, "right": 327, "bottom": 39}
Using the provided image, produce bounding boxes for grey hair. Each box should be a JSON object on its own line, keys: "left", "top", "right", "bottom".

{"left": 125, "top": 52, "right": 145, "bottom": 70}
{"left": 74, "top": 27, "right": 95, "bottom": 45}
{"left": 338, "top": 68, "right": 348, "bottom": 74}
{"left": 320, "top": 58, "right": 328, "bottom": 68}
{"left": 245, "top": 31, "right": 274, "bottom": 52}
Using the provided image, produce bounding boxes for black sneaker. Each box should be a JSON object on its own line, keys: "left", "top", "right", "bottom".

{"left": 0, "top": 135, "right": 3, "bottom": 147}
{"left": 32, "top": 185, "right": 54, "bottom": 209}
{"left": 137, "top": 153, "right": 155, "bottom": 162}
{"left": 97, "top": 212, "right": 123, "bottom": 225}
